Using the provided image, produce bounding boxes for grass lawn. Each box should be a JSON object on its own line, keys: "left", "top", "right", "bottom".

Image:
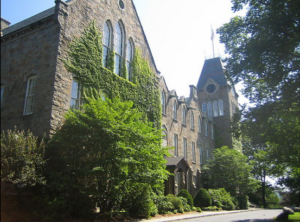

{"left": 289, "top": 212, "right": 300, "bottom": 221}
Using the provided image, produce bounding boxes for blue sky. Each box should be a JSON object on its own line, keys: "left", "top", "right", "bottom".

{"left": 1, "top": 0, "right": 248, "bottom": 104}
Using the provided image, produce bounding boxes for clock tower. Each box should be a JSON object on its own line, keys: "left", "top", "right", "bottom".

{"left": 197, "top": 57, "right": 239, "bottom": 149}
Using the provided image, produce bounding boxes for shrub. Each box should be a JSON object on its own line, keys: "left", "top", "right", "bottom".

{"left": 194, "top": 188, "right": 211, "bottom": 209}
{"left": 208, "top": 188, "right": 236, "bottom": 210}
{"left": 196, "top": 207, "right": 202, "bottom": 212}
{"left": 156, "top": 196, "right": 174, "bottom": 214}
{"left": 177, "top": 189, "right": 194, "bottom": 207}
{"left": 177, "top": 196, "right": 191, "bottom": 212}
{"left": 166, "top": 194, "right": 183, "bottom": 211}
{"left": 237, "top": 195, "right": 248, "bottom": 210}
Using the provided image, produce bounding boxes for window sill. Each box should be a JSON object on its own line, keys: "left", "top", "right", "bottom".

{"left": 192, "top": 161, "right": 196, "bottom": 164}
{"left": 182, "top": 124, "right": 186, "bottom": 127}
{"left": 173, "top": 119, "right": 178, "bottom": 122}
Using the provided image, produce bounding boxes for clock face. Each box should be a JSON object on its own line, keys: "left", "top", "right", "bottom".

{"left": 206, "top": 84, "right": 216, "bottom": 93}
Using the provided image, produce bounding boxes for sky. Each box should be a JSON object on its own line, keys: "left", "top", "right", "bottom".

{"left": 1, "top": 0, "right": 248, "bottom": 105}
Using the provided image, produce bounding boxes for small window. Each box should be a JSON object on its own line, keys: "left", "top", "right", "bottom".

{"left": 173, "top": 101, "right": 177, "bottom": 120}
{"left": 219, "top": 100, "right": 224, "bottom": 116}
{"left": 126, "top": 39, "right": 134, "bottom": 81}
{"left": 183, "top": 137, "right": 187, "bottom": 159}
{"left": 182, "top": 106, "right": 186, "bottom": 125}
{"left": 23, "top": 76, "right": 36, "bottom": 115}
{"left": 198, "top": 116, "right": 201, "bottom": 133}
{"left": 202, "top": 103, "right": 206, "bottom": 113}
{"left": 174, "top": 134, "right": 178, "bottom": 156}
{"left": 161, "top": 91, "right": 166, "bottom": 114}
{"left": 190, "top": 111, "right": 194, "bottom": 129}
{"left": 103, "top": 21, "right": 112, "bottom": 68}
{"left": 213, "top": 100, "right": 218, "bottom": 117}
{"left": 192, "top": 142, "right": 196, "bottom": 162}
{"left": 70, "top": 79, "right": 81, "bottom": 109}
{"left": 206, "top": 148, "right": 210, "bottom": 161}
{"left": 205, "top": 121, "right": 208, "bottom": 136}
{"left": 207, "top": 102, "right": 212, "bottom": 117}
{"left": 1, "top": 86, "right": 4, "bottom": 106}
{"left": 114, "top": 21, "right": 124, "bottom": 76}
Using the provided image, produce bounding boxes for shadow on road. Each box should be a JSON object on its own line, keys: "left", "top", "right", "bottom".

{"left": 233, "top": 220, "right": 275, "bottom": 222}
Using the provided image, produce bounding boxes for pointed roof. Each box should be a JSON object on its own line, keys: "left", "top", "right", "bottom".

{"left": 197, "top": 57, "right": 228, "bottom": 90}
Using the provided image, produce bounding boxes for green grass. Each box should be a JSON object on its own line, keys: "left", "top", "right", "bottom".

{"left": 289, "top": 212, "right": 300, "bottom": 221}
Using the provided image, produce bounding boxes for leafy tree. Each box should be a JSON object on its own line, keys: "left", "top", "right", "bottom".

{"left": 218, "top": 0, "right": 300, "bottom": 199}
{"left": 208, "top": 188, "right": 236, "bottom": 210}
{"left": 177, "top": 189, "right": 193, "bottom": 207}
{"left": 47, "top": 97, "right": 169, "bottom": 215}
{"left": 1, "top": 127, "right": 46, "bottom": 187}
{"left": 206, "top": 146, "right": 259, "bottom": 196}
{"left": 194, "top": 188, "right": 211, "bottom": 209}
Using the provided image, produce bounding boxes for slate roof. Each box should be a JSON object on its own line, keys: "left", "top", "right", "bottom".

{"left": 196, "top": 57, "right": 228, "bottom": 90}
{"left": 2, "top": 7, "right": 55, "bottom": 35}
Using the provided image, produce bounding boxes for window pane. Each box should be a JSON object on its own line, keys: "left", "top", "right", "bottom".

{"left": 208, "top": 102, "right": 212, "bottom": 117}
{"left": 219, "top": 100, "right": 224, "bottom": 116}
{"left": 213, "top": 101, "right": 218, "bottom": 117}
{"left": 202, "top": 103, "right": 206, "bottom": 112}
{"left": 24, "top": 77, "right": 36, "bottom": 115}
{"left": 115, "top": 23, "right": 123, "bottom": 55}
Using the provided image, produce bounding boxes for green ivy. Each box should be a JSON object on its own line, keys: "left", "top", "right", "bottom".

{"left": 62, "top": 21, "right": 161, "bottom": 128}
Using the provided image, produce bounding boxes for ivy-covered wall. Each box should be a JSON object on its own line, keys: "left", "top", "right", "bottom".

{"left": 62, "top": 21, "right": 161, "bottom": 128}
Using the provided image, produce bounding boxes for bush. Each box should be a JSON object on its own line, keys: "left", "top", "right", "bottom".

{"left": 177, "top": 189, "right": 194, "bottom": 207}
{"left": 156, "top": 196, "right": 174, "bottom": 214}
{"left": 208, "top": 188, "right": 236, "bottom": 210}
{"left": 194, "top": 188, "right": 211, "bottom": 209}
{"left": 237, "top": 195, "right": 248, "bottom": 210}
{"left": 166, "top": 194, "right": 183, "bottom": 211}
{"left": 177, "top": 196, "right": 191, "bottom": 212}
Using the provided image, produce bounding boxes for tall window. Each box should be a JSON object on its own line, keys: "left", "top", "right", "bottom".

{"left": 198, "top": 116, "right": 201, "bottom": 133}
{"left": 23, "top": 76, "right": 36, "bottom": 115}
{"left": 126, "top": 39, "right": 134, "bottom": 81}
{"left": 219, "top": 100, "right": 224, "bottom": 116}
{"left": 1, "top": 86, "right": 4, "bottom": 106}
{"left": 174, "top": 134, "right": 178, "bottom": 156}
{"left": 205, "top": 121, "right": 208, "bottom": 136}
{"left": 213, "top": 100, "right": 218, "bottom": 117}
{"left": 190, "top": 111, "right": 194, "bottom": 129}
{"left": 206, "top": 148, "right": 210, "bottom": 161}
{"left": 211, "top": 124, "right": 214, "bottom": 139}
{"left": 183, "top": 137, "right": 187, "bottom": 159}
{"left": 162, "top": 125, "right": 168, "bottom": 147}
{"left": 114, "top": 21, "right": 124, "bottom": 76}
{"left": 161, "top": 91, "right": 166, "bottom": 114}
{"left": 103, "top": 21, "right": 112, "bottom": 68}
{"left": 200, "top": 145, "right": 204, "bottom": 165}
{"left": 182, "top": 106, "right": 186, "bottom": 125}
{"left": 192, "top": 142, "right": 196, "bottom": 162}
{"left": 70, "top": 79, "right": 81, "bottom": 109}
{"left": 207, "top": 102, "right": 212, "bottom": 117}
{"left": 173, "top": 101, "right": 177, "bottom": 120}
{"left": 202, "top": 103, "right": 207, "bottom": 113}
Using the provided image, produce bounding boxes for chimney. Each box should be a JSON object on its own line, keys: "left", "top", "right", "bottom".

{"left": 1, "top": 18, "right": 11, "bottom": 30}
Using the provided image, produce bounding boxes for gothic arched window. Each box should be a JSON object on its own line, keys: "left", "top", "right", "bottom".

{"left": 213, "top": 100, "right": 218, "bottom": 117}
{"left": 207, "top": 102, "right": 213, "bottom": 117}
{"left": 202, "top": 103, "right": 207, "bottom": 113}
{"left": 219, "top": 100, "right": 224, "bottom": 116}
{"left": 161, "top": 91, "right": 166, "bottom": 114}
{"left": 173, "top": 101, "right": 177, "bottom": 120}
{"left": 182, "top": 106, "right": 186, "bottom": 125}
{"left": 126, "top": 38, "right": 134, "bottom": 81}
{"left": 103, "top": 21, "right": 112, "bottom": 68}
{"left": 115, "top": 21, "right": 124, "bottom": 76}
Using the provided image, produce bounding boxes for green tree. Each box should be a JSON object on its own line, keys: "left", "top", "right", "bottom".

{"left": 47, "top": 97, "right": 169, "bottom": 216}
{"left": 194, "top": 188, "right": 211, "bottom": 209}
{"left": 206, "top": 146, "right": 259, "bottom": 196}
{"left": 177, "top": 189, "right": 193, "bottom": 207}
{"left": 218, "top": 0, "right": 300, "bottom": 202}
{"left": 1, "top": 127, "right": 46, "bottom": 187}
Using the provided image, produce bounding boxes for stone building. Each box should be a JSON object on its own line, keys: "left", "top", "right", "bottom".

{"left": 1, "top": 0, "right": 238, "bottom": 196}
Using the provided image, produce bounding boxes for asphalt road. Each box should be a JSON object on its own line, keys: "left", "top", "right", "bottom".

{"left": 179, "top": 209, "right": 282, "bottom": 222}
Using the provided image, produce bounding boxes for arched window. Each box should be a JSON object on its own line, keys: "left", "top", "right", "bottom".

{"left": 182, "top": 106, "right": 186, "bottom": 125}
{"left": 173, "top": 101, "right": 177, "bottom": 120}
{"left": 70, "top": 78, "right": 81, "bottom": 110}
{"left": 126, "top": 39, "right": 134, "bottom": 81}
{"left": 213, "top": 100, "right": 218, "bottom": 117}
{"left": 219, "top": 100, "right": 224, "bottom": 116}
{"left": 198, "top": 116, "right": 201, "bottom": 133}
{"left": 103, "top": 21, "right": 112, "bottom": 68}
{"left": 205, "top": 120, "right": 208, "bottom": 136}
{"left": 202, "top": 103, "right": 207, "bottom": 113}
{"left": 207, "top": 102, "right": 213, "bottom": 117}
{"left": 190, "top": 111, "right": 194, "bottom": 129}
{"left": 192, "top": 142, "right": 196, "bottom": 162}
{"left": 24, "top": 76, "right": 37, "bottom": 115}
{"left": 115, "top": 21, "right": 124, "bottom": 76}
{"left": 161, "top": 91, "right": 166, "bottom": 114}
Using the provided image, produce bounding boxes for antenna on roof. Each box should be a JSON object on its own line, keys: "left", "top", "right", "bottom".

{"left": 211, "top": 25, "right": 215, "bottom": 58}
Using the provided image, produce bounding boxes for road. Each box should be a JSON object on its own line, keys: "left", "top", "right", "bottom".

{"left": 179, "top": 209, "right": 282, "bottom": 222}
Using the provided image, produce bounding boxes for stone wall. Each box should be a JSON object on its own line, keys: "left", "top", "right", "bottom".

{"left": 1, "top": 15, "right": 60, "bottom": 136}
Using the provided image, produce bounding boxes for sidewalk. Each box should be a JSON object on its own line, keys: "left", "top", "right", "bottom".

{"left": 139, "top": 208, "right": 261, "bottom": 222}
